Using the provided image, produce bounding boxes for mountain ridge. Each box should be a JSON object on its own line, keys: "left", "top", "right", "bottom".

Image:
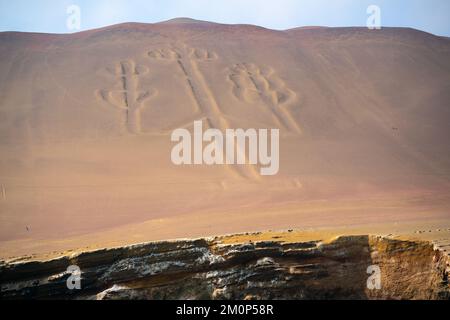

{"left": 0, "top": 18, "right": 446, "bottom": 39}
{"left": 0, "top": 16, "right": 449, "bottom": 259}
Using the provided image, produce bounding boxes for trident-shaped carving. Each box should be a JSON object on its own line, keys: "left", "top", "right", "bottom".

{"left": 97, "top": 60, "right": 157, "bottom": 134}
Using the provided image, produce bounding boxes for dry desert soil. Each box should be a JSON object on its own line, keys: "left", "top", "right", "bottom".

{"left": 0, "top": 18, "right": 449, "bottom": 260}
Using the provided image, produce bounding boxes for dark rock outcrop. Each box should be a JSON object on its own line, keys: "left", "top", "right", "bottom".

{"left": 1, "top": 235, "right": 448, "bottom": 300}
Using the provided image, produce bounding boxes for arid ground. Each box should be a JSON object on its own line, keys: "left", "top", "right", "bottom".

{"left": 0, "top": 18, "right": 449, "bottom": 259}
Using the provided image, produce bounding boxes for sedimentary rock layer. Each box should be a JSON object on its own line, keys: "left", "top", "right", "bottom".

{"left": 1, "top": 234, "right": 448, "bottom": 300}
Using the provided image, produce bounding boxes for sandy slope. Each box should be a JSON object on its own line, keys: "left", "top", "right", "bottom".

{"left": 0, "top": 18, "right": 449, "bottom": 258}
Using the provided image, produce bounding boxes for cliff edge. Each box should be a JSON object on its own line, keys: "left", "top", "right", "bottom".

{"left": 1, "top": 233, "right": 449, "bottom": 300}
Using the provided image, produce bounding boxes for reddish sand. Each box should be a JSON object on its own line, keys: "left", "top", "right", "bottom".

{"left": 0, "top": 19, "right": 449, "bottom": 259}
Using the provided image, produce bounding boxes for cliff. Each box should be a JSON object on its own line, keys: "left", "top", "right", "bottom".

{"left": 1, "top": 233, "right": 449, "bottom": 300}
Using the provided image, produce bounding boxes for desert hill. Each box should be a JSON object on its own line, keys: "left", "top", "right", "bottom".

{"left": 0, "top": 19, "right": 449, "bottom": 258}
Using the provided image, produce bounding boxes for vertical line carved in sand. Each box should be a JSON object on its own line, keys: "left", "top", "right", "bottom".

{"left": 148, "top": 45, "right": 261, "bottom": 180}
{"left": 96, "top": 60, "right": 157, "bottom": 135}
{"left": 229, "top": 63, "right": 302, "bottom": 134}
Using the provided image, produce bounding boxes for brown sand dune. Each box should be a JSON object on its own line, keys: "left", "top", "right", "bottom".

{"left": 0, "top": 19, "right": 449, "bottom": 258}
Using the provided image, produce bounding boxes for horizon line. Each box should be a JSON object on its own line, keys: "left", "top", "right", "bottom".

{"left": 0, "top": 17, "right": 445, "bottom": 38}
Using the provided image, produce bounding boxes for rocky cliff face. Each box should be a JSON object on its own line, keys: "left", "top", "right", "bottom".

{"left": 1, "top": 234, "right": 449, "bottom": 300}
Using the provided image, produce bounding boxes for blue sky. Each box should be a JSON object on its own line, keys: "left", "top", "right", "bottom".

{"left": 0, "top": 0, "right": 449, "bottom": 36}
